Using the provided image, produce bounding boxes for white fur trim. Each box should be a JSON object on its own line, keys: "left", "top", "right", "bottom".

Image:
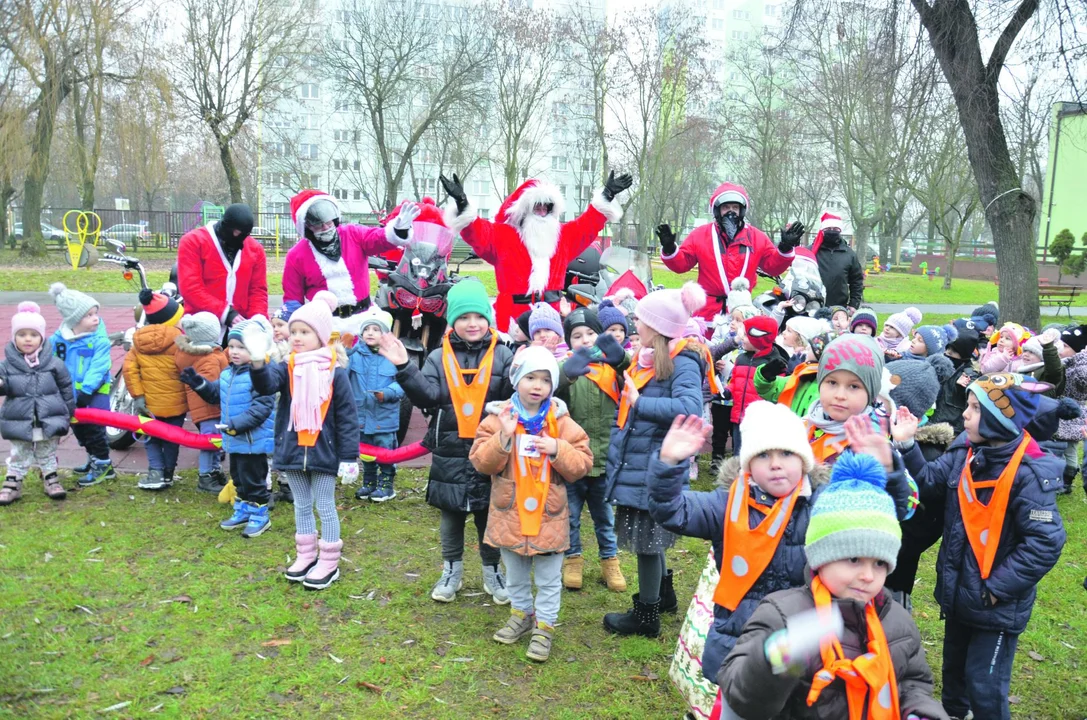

{"left": 443, "top": 199, "right": 476, "bottom": 234}
{"left": 590, "top": 189, "right": 623, "bottom": 222}
{"left": 710, "top": 189, "right": 748, "bottom": 213}
{"left": 505, "top": 181, "right": 565, "bottom": 227}
{"left": 308, "top": 242, "right": 356, "bottom": 306}
{"left": 384, "top": 221, "right": 411, "bottom": 247}
{"left": 820, "top": 217, "right": 843, "bottom": 231}
{"left": 518, "top": 213, "right": 561, "bottom": 294}
{"left": 294, "top": 193, "right": 341, "bottom": 237}
{"left": 661, "top": 246, "right": 680, "bottom": 260}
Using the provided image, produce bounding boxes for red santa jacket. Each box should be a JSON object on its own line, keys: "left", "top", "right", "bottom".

{"left": 661, "top": 183, "right": 794, "bottom": 323}
{"left": 177, "top": 224, "right": 268, "bottom": 322}
{"left": 446, "top": 180, "right": 622, "bottom": 332}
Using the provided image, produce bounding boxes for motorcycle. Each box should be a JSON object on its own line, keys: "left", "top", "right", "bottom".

{"left": 368, "top": 225, "right": 468, "bottom": 444}
{"left": 98, "top": 239, "right": 184, "bottom": 449}
{"left": 564, "top": 244, "right": 659, "bottom": 307}
{"left": 753, "top": 250, "right": 826, "bottom": 329}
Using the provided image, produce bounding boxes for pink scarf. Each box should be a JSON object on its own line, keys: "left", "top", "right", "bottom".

{"left": 637, "top": 338, "right": 684, "bottom": 369}
{"left": 23, "top": 348, "right": 42, "bottom": 368}
{"left": 289, "top": 347, "right": 334, "bottom": 435}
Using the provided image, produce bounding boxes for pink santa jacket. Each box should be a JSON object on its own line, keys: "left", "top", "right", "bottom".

{"left": 282, "top": 223, "right": 403, "bottom": 312}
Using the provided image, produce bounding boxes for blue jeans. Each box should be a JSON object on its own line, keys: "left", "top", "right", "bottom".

{"left": 565, "top": 475, "right": 618, "bottom": 559}
{"left": 941, "top": 620, "right": 1019, "bottom": 720}
{"left": 198, "top": 419, "right": 222, "bottom": 475}
{"left": 361, "top": 431, "right": 396, "bottom": 482}
{"left": 146, "top": 415, "right": 185, "bottom": 472}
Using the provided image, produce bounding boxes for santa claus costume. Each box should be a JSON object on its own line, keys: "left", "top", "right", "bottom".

{"left": 444, "top": 179, "right": 623, "bottom": 333}
{"left": 282, "top": 189, "right": 414, "bottom": 317}
{"left": 660, "top": 183, "right": 796, "bottom": 324}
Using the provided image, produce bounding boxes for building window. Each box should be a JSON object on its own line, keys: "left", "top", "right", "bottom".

{"left": 765, "top": 4, "right": 779, "bottom": 17}
{"left": 299, "top": 143, "right": 318, "bottom": 160}
{"left": 333, "top": 129, "right": 359, "bottom": 142}
{"left": 559, "top": 184, "right": 567, "bottom": 197}
{"left": 300, "top": 83, "right": 319, "bottom": 99}
{"left": 353, "top": 159, "right": 361, "bottom": 171}
{"left": 472, "top": 179, "right": 488, "bottom": 195}
{"left": 333, "top": 189, "right": 348, "bottom": 200}
{"left": 581, "top": 157, "right": 598, "bottom": 173}
{"left": 353, "top": 190, "right": 362, "bottom": 200}
{"left": 551, "top": 156, "right": 567, "bottom": 171}
{"left": 712, "top": 18, "right": 723, "bottom": 30}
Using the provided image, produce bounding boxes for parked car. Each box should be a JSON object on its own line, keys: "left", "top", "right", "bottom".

{"left": 102, "top": 223, "right": 151, "bottom": 246}
{"left": 13, "top": 222, "right": 65, "bottom": 243}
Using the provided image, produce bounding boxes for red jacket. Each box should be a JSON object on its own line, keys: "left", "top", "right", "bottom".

{"left": 177, "top": 224, "right": 269, "bottom": 323}
{"left": 661, "top": 183, "right": 794, "bottom": 323}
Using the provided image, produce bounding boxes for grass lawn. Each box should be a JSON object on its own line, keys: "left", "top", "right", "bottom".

{"left": 1, "top": 463, "right": 1085, "bottom": 719}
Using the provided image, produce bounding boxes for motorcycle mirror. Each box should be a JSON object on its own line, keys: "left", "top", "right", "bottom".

{"left": 368, "top": 256, "right": 388, "bottom": 270}
{"left": 106, "top": 238, "right": 126, "bottom": 253}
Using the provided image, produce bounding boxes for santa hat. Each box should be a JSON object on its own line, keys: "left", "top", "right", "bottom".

{"left": 497, "top": 179, "right": 566, "bottom": 227}
{"left": 290, "top": 189, "right": 341, "bottom": 238}
{"left": 810, "top": 212, "right": 844, "bottom": 255}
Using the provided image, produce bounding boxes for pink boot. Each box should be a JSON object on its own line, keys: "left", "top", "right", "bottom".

{"left": 284, "top": 534, "right": 318, "bottom": 582}
{"left": 303, "top": 539, "right": 343, "bottom": 590}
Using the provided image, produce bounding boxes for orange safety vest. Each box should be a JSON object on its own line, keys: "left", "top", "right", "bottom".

{"left": 443, "top": 331, "right": 498, "bottom": 439}
{"left": 511, "top": 408, "right": 560, "bottom": 537}
{"left": 959, "top": 433, "right": 1030, "bottom": 579}
{"left": 807, "top": 577, "right": 900, "bottom": 720}
{"left": 808, "top": 426, "right": 847, "bottom": 464}
{"left": 585, "top": 363, "right": 620, "bottom": 404}
{"left": 617, "top": 339, "right": 689, "bottom": 429}
{"left": 712, "top": 473, "right": 802, "bottom": 611}
{"left": 287, "top": 347, "right": 337, "bottom": 448}
{"left": 778, "top": 363, "right": 818, "bottom": 409}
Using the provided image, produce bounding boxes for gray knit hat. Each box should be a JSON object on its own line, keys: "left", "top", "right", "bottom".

{"left": 179, "top": 312, "right": 222, "bottom": 347}
{"left": 817, "top": 334, "right": 884, "bottom": 404}
{"left": 49, "top": 282, "right": 99, "bottom": 329}
{"left": 887, "top": 358, "right": 939, "bottom": 420}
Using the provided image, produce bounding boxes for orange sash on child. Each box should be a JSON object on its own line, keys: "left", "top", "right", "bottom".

{"left": 808, "top": 426, "right": 847, "bottom": 464}
{"left": 807, "top": 576, "right": 900, "bottom": 720}
{"left": 287, "top": 347, "right": 337, "bottom": 448}
{"left": 511, "top": 408, "right": 560, "bottom": 537}
{"left": 959, "top": 433, "right": 1030, "bottom": 579}
{"left": 712, "top": 473, "right": 802, "bottom": 611}
{"left": 443, "top": 331, "right": 498, "bottom": 439}
{"left": 778, "top": 363, "right": 818, "bottom": 408}
{"left": 585, "top": 363, "right": 620, "bottom": 404}
{"left": 617, "top": 338, "right": 689, "bottom": 429}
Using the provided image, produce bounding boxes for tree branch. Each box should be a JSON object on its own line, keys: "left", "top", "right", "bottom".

{"left": 985, "top": 0, "right": 1040, "bottom": 86}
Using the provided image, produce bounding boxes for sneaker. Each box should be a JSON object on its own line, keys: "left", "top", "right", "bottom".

{"left": 430, "top": 560, "right": 464, "bottom": 603}
{"left": 355, "top": 475, "right": 377, "bottom": 500}
{"left": 73, "top": 456, "right": 93, "bottom": 474}
{"left": 138, "top": 469, "right": 167, "bottom": 490}
{"left": 242, "top": 504, "right": 271, "bottom": 538}
{"left": 526, "top": 623, "right": 553, "bottom": 662}
{"left": 483, "top": 563, "right": 510, "bottom": 605}
{"left": 492, "top": 608, "right": 535, "bottom": 644}
{"left": 370, "top": 478, "right": 396, "bottom": 503}
{"left": 162, "top": 470, "right": 175, "bottom": 488}
{"left": 197, "top": 473, "right": 225, "bottom": 494}
{"left": 78, "top": 459, "right": 116, "bottom": 488}
{"left": 220, "top": 500, "right": 250, "bottom": 530}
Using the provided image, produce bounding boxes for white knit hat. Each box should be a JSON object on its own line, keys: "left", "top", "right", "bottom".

{"left": 786, "top": 316, "right": 831, "bottom": 345}
{"left": 510, "top": 345, "right": 559, "bottom": 392}
{"left": 738, "top": 401, "right": 816, "bottom": 474}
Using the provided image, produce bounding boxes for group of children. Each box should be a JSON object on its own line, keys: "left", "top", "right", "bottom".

{"left": 0, "top": 273, "right": 1077, "bottom": 717}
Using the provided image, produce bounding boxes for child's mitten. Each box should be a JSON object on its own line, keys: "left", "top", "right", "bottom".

{"left": 339, "top": 462, "right": 359, "bottom": 485}
{"left": 563, "top": 348, "right": 595, "bottom": 379}
{"left": 595, "top": 332, "right": 627, "bottom": 367}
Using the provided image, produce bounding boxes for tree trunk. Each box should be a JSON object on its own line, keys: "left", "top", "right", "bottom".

{"left": 943, "top": 250, "right": 957, "bottom": 289}
{"left": 0, "top": 180, "right": 14, "bottom": 250}
{"left": 853, "top": 220, "right": 875, "bottom": 269}
{"left": 218, "top": 138, "right": 244, "bottom": 204}
{"left": 22, "top": 75, "right": 68, "bottom": 257}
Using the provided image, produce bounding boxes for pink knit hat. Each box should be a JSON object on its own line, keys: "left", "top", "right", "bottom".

{"left": 634, "top": 282, "right": 707, "bottom": 339}
{"left": 289, "top": 291, "right": 338, "bottom": 346}
{"left": 12, "top": 301, "right": 47, "bottom": 340}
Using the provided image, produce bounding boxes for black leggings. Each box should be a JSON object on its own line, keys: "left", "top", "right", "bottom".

{"left": 637, "top": 552, "right": 667, "bottom": 603}
{"left": 439, "top": 508, "right": 501, "bottom": 565}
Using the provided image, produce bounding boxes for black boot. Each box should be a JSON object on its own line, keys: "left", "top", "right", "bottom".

{"left": 603, "top": 593, "right": 660, "bottom": 637}
{"left": 197, "top": 473, "right": 222, "bottom": 494}
{"left": 1059, "top": 468, "right": 1077, "bottom": 495}
{"left": 276, "top": 479, "right": 294, "bottom": 504}
{"left": 659, "top": 569, "right": 678, "bottom": 613}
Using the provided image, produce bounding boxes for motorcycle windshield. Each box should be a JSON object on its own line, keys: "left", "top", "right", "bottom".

{"left": 599, "top": 245, "right": 653, "bottom": 296}
{"left": 781, "top": 256, "right": 824, "bottom": 300}
{"left": 410, "top": 223, "right": 454, "bottom": 260}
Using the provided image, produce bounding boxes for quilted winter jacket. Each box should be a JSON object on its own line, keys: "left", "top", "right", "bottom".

{"left": 604, "top": 350, "right": 703, "bottom": 511}
{"left": 396, "top": 330, "right": 514, "bottom": 512}
{"left": 902, "top": 433, "right": 1066, "bottom": 634}
{"left": 649, "top": 455, "right": 829, "bottom": 684}
{"left": 174, "top": 335, "right": 228, "bottom": 423}
{"left": 193, "top": 364, "right": 275, "bottom": 455}
{"left": 753, "top": 361, "right": 819, "bottom": 416}
{"left": 0, "top": 340, "right": 75, "bottom": 442}
{"left": 348, "top": 343, "right": 404, "bottom": 434}
{"left": 730, "top": 344, "right": 789, "bottom": 423}
{"left": 51, "top": 322, "right": 112, "bottom": 397}
{"left": 470, "top": 398, "right": 593, "bottom": 556}
{"left": 719, "top": 584, "right": 948, "bottom": 720}
{"left": 122, "top": 325, "right": 187, "bottom": 417}
{"left": 251, "top": 356, "right": 359, "bottom": 476}
{"left": 556, "top": 355, "right": 629, "bottom": 478}
{"left": 1055, "top": 349, "right": 1087, "bottom": 441}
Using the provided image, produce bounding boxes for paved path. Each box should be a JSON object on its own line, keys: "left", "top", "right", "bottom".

{"left": 868, "top": 303, "right": 1087, "bottom": 317}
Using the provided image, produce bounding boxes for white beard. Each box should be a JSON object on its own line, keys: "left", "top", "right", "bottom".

{"left": 518, "top": 213, "right": 561, "bottom": 294}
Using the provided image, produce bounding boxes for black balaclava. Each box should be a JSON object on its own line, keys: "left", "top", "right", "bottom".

{"left": 215, "top": 203, "right": 254, "bottom": 264}
{"left": 821, "top": 229, "right": 842, "bottom": 248}
{"left": 714, "top": 203, "right": 746, "bottom": 244}
{"left": 305, "top": 199, "right": 342, "bottom": 262}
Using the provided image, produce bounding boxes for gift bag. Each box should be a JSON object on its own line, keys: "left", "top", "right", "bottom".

{"left": 669, "top": 551, "right": 720, "bottom": 720}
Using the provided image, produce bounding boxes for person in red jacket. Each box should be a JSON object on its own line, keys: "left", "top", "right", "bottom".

{"left": 657, "top": 183, "right": 802, "bottom": 325}
{"left": 177, "top": 204, "right": 268, "bottom": 334}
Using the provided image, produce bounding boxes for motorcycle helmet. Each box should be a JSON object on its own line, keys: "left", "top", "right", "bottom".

{"left": 304, "top": 198, "right": 341, "bottom": 243}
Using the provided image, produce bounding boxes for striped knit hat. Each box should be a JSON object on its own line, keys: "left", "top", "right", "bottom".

{"left": 804, "top": 452, "right": 901, "bottom": 572}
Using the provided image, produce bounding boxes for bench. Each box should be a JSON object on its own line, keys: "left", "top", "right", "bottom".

{"left": 1038, "top": 285, "right": 1079, "bottom": 317}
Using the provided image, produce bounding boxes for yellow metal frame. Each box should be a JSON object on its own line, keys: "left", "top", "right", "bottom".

{"left": 61, "top": 210, "right": 102, "bottom": 269}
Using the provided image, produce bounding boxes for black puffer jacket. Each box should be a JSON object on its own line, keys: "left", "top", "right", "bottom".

{"left": 0, "top": 340, "right": 75, "bottom": 442}
{"left": 815, "top": 241, "right": 864, "bottom": 308}
{"left": 397, "top": 331, "right": 513, "bottom": 512}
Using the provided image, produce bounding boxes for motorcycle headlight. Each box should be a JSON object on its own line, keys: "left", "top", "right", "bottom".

{"left": 133, "top": 305, "right": 142, "bottom": 323}
{"left": 807, "top": 300, "right": 821, "bottom": 314}
{"left": 792, "top": 296, "right": 806, "bottom": 312}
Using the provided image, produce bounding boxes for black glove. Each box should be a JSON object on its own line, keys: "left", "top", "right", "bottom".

{"left": 563, "top": 347, "right": 595, "bottom": 379}
{"left": 601, "top": 170, "right": 633, "bottom": 201}
{"left": 778, "top": 221, "right": 805, "bottom": 254}
{"left": 759, "top": 356, "right": 786, "bottom": 381}
{"left": 595, "top": 332, "right": 627, "bottom": 367}
{"left": 224, "top": 307, "right": 241, "bottom": 329}
{"left": 439, "top": 173, "right": 469, "bottom": 213}
{"left": 76, "top": 392, "right": 95, "bottom": 409}
{"left": 179, "top": 367, "right": 206, "bottom": 390}
{"left": 132, "top": 396, "right": 149, "bottom": 417}
{"left": 656, "top": 224, "right": 677, "bottom": 256}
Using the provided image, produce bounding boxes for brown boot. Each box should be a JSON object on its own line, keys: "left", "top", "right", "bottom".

{"left": 562, "top": 555, "right": 584, "bottom": 590}
{"left": 600, "top": 556, "right": 627, "bottom": 592}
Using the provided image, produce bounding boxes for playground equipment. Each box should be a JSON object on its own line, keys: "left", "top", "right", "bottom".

{"left": 61, "top": 210, "right": 102, "bottom": 269}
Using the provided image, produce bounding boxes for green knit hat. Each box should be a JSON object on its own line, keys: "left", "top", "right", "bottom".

{"left": 445, "top": 278, "right": 493, "bottom": 326}
{"left": 804, "top": 452, "right": 901, "bottom": 572}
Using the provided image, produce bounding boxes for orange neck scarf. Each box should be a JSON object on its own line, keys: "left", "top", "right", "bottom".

{"left": 512, "top": 408, "right": 560, "bottom": 537}
{"left": 585, "top": 363, "right": 620, "bottom": 404}
{"left": 712, "top": 474, "right": 802, "bottom": 611}
{"left": 443, "top": 331, "right": 498, "bottom": 439}
{"left": 807, "top": 577, "right": 899, "bottom": 720}
{"left": 808, "top": 425, "right": 848, "bottom": 464}
{"left": 959, "top": 434, "right": 1030, "bottom": 579}
{"left": 778, "top": 363, "right": 817, "bottom": 408}
{"left": 617, "top": 338, "right": 689, "bottom": 428}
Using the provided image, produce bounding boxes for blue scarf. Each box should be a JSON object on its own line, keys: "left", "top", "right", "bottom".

{"left": 511, "top": 395, "right": 551, "bottom": 436}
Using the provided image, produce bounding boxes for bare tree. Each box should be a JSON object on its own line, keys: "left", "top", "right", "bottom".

{"left": 0, "top": 61, "right": 29, "bottom": 242}
{"left": 171, "top": 0, "right": 313, "bottom": 204}
{"left": 113, "top": 71, "right": 172, "bottom": 211}
{"left": 564, "top": 1, "right": 619, "bottom": 185}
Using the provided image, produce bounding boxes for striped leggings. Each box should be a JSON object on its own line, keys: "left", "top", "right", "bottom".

{"left": 282, "top": 470, "right": 340, "bottom": 542}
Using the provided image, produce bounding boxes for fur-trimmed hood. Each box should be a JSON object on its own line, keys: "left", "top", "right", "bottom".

{"left": 484, "top": 397, "right": 569, "bottom": 420}
{"left": 498, "top": 179, "right": 566, "bottom": 227}
{"left": 915, "top": 421, "right": 955, "bottom": 449}
{"left": 175, "top": 334, "right": 219, "bottom": 356}
{"left": 715, "top": 455, "right": 831, "bottom": 492}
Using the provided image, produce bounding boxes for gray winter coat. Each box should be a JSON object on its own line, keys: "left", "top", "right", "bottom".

{"left": 0, "top": 340, "right": 75, "bottom": 442}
